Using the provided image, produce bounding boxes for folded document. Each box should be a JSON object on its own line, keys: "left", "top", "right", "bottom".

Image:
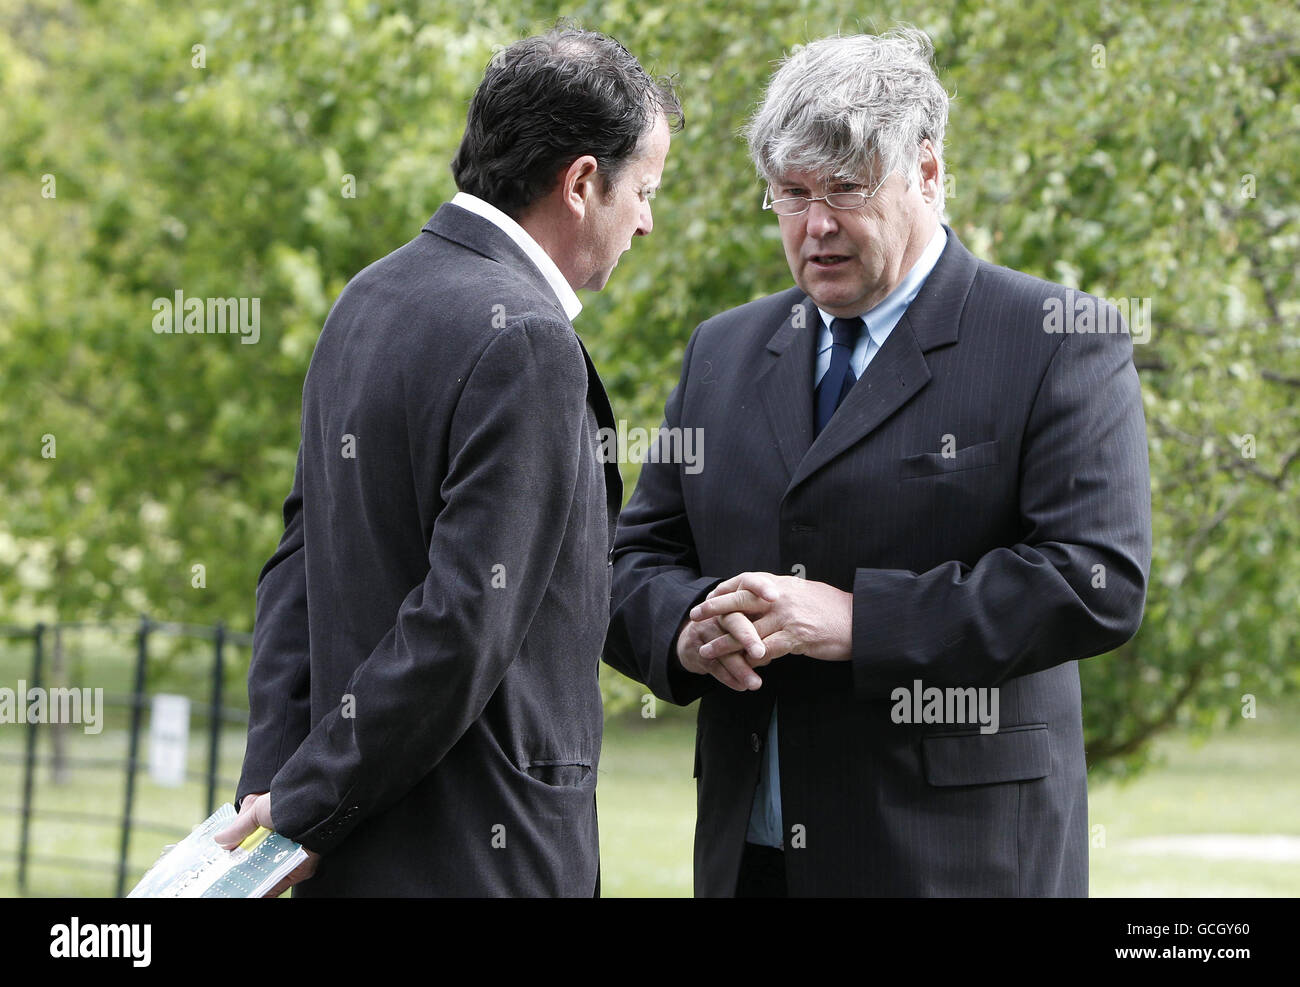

{"left": 128, "top": 803, "right": 307, "bottom": 898}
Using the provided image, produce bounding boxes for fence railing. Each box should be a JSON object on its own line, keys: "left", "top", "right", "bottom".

{"left": 0, "top": 617, "right": 252, "bottom": 897}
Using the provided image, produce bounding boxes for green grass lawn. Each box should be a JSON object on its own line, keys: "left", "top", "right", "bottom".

{"left": 596, "top": 713, "right": 697, "bottom": 897}
{"left": 1087, "top": 698, "right": 1300, "bottom": 897}
{"left": 596, "top": 702, "right": 1300, "bottom": 897}
{"left": 2, "top": 699, "right": 1297, "bottom": 897}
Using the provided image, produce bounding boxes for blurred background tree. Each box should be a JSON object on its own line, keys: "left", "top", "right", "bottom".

{"left": 1, "top": 0, "right": 1296, "bottom": 776}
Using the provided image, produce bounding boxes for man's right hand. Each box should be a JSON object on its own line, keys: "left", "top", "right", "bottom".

{"left": 676, "top": 612, "right": 766, "bottom": 691}
{"left": 214, "top": 792, "right": 321, "bottom": 898}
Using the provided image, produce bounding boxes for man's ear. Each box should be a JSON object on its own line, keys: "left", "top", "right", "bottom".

{"left": 560, "top": 154, "right": 600, "bottom": 220}
{"left": 918, "top": 139, "right": 941, "bottom": 202}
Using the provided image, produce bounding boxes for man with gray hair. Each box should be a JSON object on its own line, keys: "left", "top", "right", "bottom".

{"left": 606, "top": 28, "right": 1150, "bottom": 896}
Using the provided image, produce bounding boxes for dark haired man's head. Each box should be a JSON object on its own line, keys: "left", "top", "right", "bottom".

{"left": 452, "top": 27, "right": 682, "bottom": 217}
{"left": 452, "top": 27, "right": 680, "bottom": 293}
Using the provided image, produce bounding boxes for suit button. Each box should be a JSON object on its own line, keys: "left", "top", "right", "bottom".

{"left": 750, "top": 732, "right": 761, "bottom": 752}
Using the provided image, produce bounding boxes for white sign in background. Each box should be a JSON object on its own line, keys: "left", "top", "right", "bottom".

{"left": 149, "top": 694, "right": 191, "bottom": 787}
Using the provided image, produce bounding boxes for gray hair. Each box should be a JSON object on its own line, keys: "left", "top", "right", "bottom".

{"left": 745, "top": 27, "right": 951, "bottom": 216}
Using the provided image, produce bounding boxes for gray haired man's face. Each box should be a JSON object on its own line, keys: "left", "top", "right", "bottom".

{"left": 773, "top": 151, "right": 939, "bottom": 317}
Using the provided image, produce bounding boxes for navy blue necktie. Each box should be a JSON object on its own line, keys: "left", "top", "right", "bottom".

{"left": 815, "top": 316, "right": 864, "bottom": 435}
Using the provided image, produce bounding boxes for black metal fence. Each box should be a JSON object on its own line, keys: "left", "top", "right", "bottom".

{"left": 0, "top": 617, "right": 252, "bottom": 897}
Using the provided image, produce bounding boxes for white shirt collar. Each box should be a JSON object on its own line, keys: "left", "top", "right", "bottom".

{"left": 450, "top": 192, "right": 582, "bottom": 321}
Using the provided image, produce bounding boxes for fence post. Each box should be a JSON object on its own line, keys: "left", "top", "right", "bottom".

{"left": 116, "top": 614, "right": 150, "bottom": 898}
{"left": 17, "top": 623, "right": 45, "bottom": 895}
{"left": 50, "top": 625, "right": 66, "bottom": 783}
{"left": 206, "top": 622, "right": 225, "bottom": 815}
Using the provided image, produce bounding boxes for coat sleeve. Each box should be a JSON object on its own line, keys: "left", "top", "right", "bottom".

{"left": 266, "top": 318, "right": 590, "bottom": 854}
{"left": 236, "top": 442, "right": 313, "bottom": 810}
{"left": 850, "top": 313, "right": 1152, "bottom": 698}
{"left": 605, "top": 327, "right": 721, "bottom": 706}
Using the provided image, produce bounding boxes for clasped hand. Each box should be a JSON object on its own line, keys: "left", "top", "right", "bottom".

{"left": 675, "top": 572, "right": 852, "bottom": 691}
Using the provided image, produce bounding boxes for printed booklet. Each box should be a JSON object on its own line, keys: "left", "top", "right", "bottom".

{"left": 128, "top": 802, "right": 307, "bottom": 898}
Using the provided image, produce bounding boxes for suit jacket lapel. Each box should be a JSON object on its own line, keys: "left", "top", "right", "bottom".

{"left": 573, "top": 336, "right": 624, "bottom": 532}
{"left": 783, "top": 227, "right": 979, "bottom": 494}
{"left": 789, "top": 319, "right": 931, "bottom": 491}
{"left": 756, "top": 295, "right": 818, "bottom": 480}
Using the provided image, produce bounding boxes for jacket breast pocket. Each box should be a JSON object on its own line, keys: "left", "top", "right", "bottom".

{"left": 901, "top": 438, "right": 1000, "bottom": 479}
{"left": 921, "top": 723, "right": 1052, "bottom": 787}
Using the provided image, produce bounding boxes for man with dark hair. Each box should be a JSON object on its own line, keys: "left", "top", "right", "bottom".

{"left": 605, "top": 28, "right": 1149, "bottom": 897}
{"left": 217, "top": 26, "right": 679, "bottom": 897}
{"left": 452, "top": 29, "right": 678, "bottom": 225}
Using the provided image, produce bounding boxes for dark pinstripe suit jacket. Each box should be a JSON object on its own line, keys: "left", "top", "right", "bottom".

{"left": 236, "top": 204, "right": 621, "bottom": 896}
{"left": 605, "top": 227, "right": 1151, "bottom": 896}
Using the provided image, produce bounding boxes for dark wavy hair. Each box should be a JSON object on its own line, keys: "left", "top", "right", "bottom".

{"left": 451, "top": 26, "right": 683, "bottom": 217}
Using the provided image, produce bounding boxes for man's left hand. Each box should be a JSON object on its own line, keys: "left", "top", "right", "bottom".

{"left": 689, "top": 572, "right": 852, "bottom": 663}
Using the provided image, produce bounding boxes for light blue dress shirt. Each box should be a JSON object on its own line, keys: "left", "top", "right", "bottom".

{"left": 746, "top": 225, "right": 949, "bottom": 848}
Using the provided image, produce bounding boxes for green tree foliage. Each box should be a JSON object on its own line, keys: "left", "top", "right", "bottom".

{"left": 2, "top": 0, "right": 1296, "bottom": 774}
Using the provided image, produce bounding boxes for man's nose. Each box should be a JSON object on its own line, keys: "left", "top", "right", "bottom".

{"left": 805, "top": 199, "right": 838, "bottom": 238}
{"left": 636, "top": 202, "right": 653, "bottom": 236}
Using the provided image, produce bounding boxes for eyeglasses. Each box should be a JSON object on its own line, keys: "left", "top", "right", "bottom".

{"left": 762, "top": 172, "right": 890, "bottom": 216}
